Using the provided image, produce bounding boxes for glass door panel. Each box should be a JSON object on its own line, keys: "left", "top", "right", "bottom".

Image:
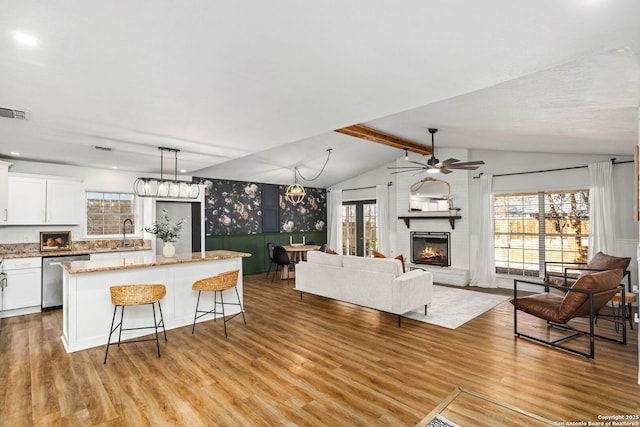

{"left": 342, "top": 200, "right": 376, "bottom": 256}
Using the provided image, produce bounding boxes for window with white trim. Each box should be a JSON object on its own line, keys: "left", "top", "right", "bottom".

{"left": 493, "top": 189, "right": 589, "bottom": 277}
{"left": 86, "top": 192, "right": 136, "bottom": 237}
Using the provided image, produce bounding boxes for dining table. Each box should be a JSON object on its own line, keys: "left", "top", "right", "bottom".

{"left": 281, "top": 244, "right": 321, "bottom": 279}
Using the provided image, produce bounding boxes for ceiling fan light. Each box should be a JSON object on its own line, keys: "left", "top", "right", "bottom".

{"left": 427, "top": 168, "right": 440, "bottom": 174}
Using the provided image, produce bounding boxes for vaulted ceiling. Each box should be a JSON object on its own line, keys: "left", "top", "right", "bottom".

{"left": 1, "top": 1, "right": 639, "bottom": 187}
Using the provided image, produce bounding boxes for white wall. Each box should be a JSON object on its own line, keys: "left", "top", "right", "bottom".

{"left": 331, "top": 149, "right": 638, "bottom": 287}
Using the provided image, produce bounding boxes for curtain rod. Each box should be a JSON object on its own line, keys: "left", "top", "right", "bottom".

{"left": 329, "top": 182, "right": 393, "bottom": 192}
{"left": 473, "top": 158, "right": 632, "bottom": 179}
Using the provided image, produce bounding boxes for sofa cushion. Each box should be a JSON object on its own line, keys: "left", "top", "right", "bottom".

{"left": 372, "top": 251, "right": 406, "bottom": 273}
{"left": 342, "top": 255, "right": 403, "bottom": 277}
{"left": 306, "top": 250, "right": 343, "bottom": 267}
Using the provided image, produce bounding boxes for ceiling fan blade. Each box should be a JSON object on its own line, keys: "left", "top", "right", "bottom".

{"left": 408, "top": 160, "right": 430, "bottom": 168}
{"left": 446, "top": 165, "right": 482, "bottom": 170}
{"left": 451, "top": 160, "right": 485, "bottom": 166}
{"left": 438, "top": 158, "right": 460, "bottom": 166}
{"left": 387, "top": 166, "right": 427, "bottom": 170}
{"left": 438, "top": 168, "right": 453, "bottom": 174}
{"left": 390, "top": 169, "right": 425, "bottom": 175}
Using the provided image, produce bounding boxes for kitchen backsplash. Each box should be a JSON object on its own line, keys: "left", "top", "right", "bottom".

{"left": 0, "top": 239, "right": 151, "bottom": 256}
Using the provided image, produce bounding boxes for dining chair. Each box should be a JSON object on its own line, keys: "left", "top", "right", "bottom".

{"left": 265, "top": 242, "right": 276, "bottom": 279}
{"left": 272, "top": 246, "right": 295, "bottom": 284}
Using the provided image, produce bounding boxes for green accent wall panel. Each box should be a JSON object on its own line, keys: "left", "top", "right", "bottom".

{"left": 205, "top": 232, "right": 327, "bottom": 275}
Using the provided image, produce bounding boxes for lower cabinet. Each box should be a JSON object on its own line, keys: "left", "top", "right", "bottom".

{"left": 1, "top": 257, "right": 42, "bottom": 317}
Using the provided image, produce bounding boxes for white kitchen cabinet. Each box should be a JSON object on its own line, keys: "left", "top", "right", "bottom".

{"left": 47, "top": 178, "right": 82, "bottom": 224}
{"left": 0, "top": 160, "right": 10, "bottom": 224}
{"left": 6, "top": 174, "right": 82, "bottom": 225}
{"left": 1, "top": 257, "right": 42, "bottom": 317}
{"left": 7, "top": 175, "right": 47, "bottom": 224}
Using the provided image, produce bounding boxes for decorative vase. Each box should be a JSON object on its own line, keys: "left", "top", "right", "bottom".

{"left": 162, "top": 242, "right": 176, "bottom": 258}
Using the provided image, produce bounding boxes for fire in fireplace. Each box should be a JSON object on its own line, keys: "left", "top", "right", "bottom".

{"left": 411, "top": 232, "right": 450, "bottom": 267}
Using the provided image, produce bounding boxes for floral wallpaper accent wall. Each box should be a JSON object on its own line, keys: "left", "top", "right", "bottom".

{"left": 194, "top": 177, "right": 262, "bottom": 235}
{"left": 279, "top": 186, "right": 326, "bottom": 233}
{"left": 193, "top": 177, "right": 327, "bottom": 236}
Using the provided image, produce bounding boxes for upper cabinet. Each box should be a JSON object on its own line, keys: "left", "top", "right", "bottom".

{"left": 6, "top": 174, "right": 82, "bottom": 225}
{"left": 47, "top": 178, "right": 82, "bottom": 224}
{"left": 0, "top": 161, "right": 10, "bottom": 224}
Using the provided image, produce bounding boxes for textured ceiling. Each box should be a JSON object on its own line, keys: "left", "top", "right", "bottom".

{"left": 0, "top": 1, "right": 639, "bottom": 187}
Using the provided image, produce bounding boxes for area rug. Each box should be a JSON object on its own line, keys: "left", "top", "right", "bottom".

{"left": 403, "top": 285, "right": 510, "bottom": 329}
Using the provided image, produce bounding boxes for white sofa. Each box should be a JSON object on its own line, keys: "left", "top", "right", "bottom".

{"left": 294, "top": 251, "right": 433, "bottom": 326}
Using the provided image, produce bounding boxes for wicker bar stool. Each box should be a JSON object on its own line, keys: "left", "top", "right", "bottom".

{"left": 192, "top": 270, "right": 246, "bottom": 337}
{"left": 103, "top": 284, "right": 167, "bottom": 364}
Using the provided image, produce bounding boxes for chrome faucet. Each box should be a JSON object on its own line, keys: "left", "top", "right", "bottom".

{"left": 122, "top": 218, "right": 134, "bottom": 247}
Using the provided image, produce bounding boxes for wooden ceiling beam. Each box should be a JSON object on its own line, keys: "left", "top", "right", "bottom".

{"left": 334, "top": 124, "right": 432, "bottom": 156}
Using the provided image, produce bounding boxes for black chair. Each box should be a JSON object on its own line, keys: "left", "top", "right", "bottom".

{"left": 272, "top": 246, "right": 295, "bottom": 284}
{"left": 265, "top": 242, "right": 276, "bottom": 279}
{"left": 319, "top": 244, "right": 328, "bottom": 253}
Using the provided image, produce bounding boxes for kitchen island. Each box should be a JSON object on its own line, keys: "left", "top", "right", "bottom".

{"left": 61, "top": 250, "right": 251, "bottom": 353}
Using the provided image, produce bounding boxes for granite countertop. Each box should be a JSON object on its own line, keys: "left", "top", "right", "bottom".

{"left": 0, "top": 239, "right": 152, "bottom": 260}
{"left": 0, "top": 245, "right": 152, "bottom": 260}
{"left": 61, "top": 250, "right": 252, "bottom": 274}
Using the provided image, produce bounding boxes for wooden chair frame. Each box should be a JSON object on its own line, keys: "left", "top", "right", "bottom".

{"left": 513, "top": 278, "right": 626, "bottom": 359}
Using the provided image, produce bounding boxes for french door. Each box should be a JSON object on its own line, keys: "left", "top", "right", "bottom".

{"left": 342, "top": 200, "right": 377, "bottom": 256}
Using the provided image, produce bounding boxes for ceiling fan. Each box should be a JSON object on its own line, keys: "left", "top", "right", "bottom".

{"left": 389, "top": 128, "right": 485, "bottom": 175}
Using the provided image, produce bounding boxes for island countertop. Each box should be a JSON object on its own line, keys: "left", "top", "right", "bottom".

{"left": 61, "top": 250, "right": 250, "bottom": 353}
{"left": 61, "top": 250, "right": 252, "bottom": 274}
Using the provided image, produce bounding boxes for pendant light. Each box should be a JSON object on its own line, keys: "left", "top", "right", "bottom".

{"left": 134, "top": 147, "right": 200, "bottom": 199}
{"left": 284, "top": 148, "right": 332, "bottom": 205}
{"left": 285, "top": 170, "right": 306, "bottom": 205}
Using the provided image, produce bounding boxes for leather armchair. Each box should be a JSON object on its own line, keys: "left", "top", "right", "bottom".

{"left": 512, "top": 268, "right": 627, "bottom": 358}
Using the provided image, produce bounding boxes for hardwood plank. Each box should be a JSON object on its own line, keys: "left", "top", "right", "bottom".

{"left": 0, "top": 274, "right": 638, "bottom": 426}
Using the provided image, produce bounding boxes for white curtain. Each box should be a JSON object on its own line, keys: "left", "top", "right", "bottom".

{"left": 588, "top": 161, "right": 616, "bottom": 256}
{"left": 327, "top": 189, "right": 343, "bottom": 254}
{"left": 375, "top": 184, "right": 390, "bottom": 255}
{"left": 470, "top": 174, "right": 497, "bottom": 288}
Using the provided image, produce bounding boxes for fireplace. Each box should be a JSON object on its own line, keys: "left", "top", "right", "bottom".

{"left": 411, "top": 232, "right": 450, "bottom": 267}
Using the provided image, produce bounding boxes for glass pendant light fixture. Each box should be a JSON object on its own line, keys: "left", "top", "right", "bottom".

{"left": 284, "top": 148, "right": 332, "bottom": 205}
{"left": 134, "top": 147, "right": 200, "bottom": 199}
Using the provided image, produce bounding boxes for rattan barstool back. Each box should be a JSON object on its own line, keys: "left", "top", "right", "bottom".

{"left": 192, "top": 270, "right": 239, "bottom": 292}
{"left": 110, "top": 284, "right": 166, "bottom": 306}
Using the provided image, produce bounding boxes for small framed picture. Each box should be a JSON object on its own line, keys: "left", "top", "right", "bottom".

{"left": 40, "top": 231, "right": 72, "bottom": 251}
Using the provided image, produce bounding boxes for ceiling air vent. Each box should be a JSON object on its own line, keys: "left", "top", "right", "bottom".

{"left": 0, "top": 106, "right": 30, "bottom": 120}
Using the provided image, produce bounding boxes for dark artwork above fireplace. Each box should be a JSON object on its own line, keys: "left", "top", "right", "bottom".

{"left": 411, "top": 231, "right": 451, "bottom": 267}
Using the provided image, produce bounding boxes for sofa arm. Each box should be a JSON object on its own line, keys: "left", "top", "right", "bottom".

{"left": 396, "top": 269, "right": 429, "bottom": 281}
{"left": 391, "top": 269, "right": 433, "bottom": 314}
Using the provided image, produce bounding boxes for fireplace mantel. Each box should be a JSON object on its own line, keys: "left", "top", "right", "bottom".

{"left": 398, "top": 215, "right": 461, "bottom": 229}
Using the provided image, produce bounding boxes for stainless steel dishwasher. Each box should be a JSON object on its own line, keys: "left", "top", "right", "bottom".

{"left": 42, "top": 254, "right": 90, "bottom": 309}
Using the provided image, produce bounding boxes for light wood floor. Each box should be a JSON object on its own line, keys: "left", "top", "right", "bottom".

{"left": 1, "top": 274, "right": 638, "bottom": 426}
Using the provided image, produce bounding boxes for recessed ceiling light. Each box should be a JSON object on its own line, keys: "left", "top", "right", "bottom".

{"left": 179, "top": 169, "right": 187, "bottom": 173}
{"left": 10, "top": 151, "right": 20, "bottom": 156}
{"left": 11, "top": 31, "right": 38, "bottom": 46}
{"left": 111, "top": 166, "right": 118, "bottom": 169}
